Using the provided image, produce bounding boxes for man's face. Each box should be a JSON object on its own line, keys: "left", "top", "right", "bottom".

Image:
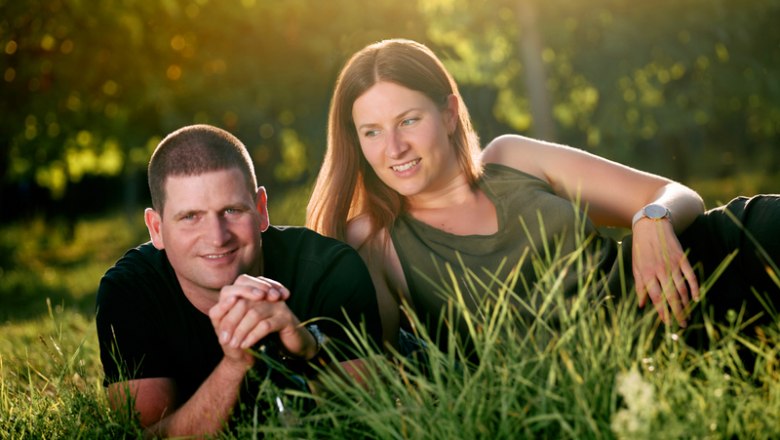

{"left": 145, "top": 168, "right": 267, "bottom": 306}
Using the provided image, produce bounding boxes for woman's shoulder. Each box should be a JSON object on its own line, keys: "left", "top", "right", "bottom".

{"left": 346, "top": 214, "right": 373, "bottom": 250}
{"left": 346, "top": 214, "right": 392, "bottom": 252}
{"left": 346, "top": 215, "right": 402, "bottom": 280}
{"left": 480, "top": 134, "right": 549, "bottom": 181}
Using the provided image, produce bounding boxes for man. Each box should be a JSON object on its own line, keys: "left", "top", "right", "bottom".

{"left": 96, "top": 124, "right": 382, "bottom": 437}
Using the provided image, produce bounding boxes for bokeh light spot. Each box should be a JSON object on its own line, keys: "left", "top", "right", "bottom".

{"left": 60, "top": 39, "right": 74, "bottom": 54}
{"left": 41, "top": 34, "right": 56, "bottom": 51}
{"left": 5, "top": 40, "right": 18, "bottom": 55}
{"left": 167, "top": 65, "right": 182, "bottom": 80}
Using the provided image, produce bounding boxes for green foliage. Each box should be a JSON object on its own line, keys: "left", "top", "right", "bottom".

{"left": 2, "top": 0, "right": 779, "bottom": 207}
{"left": 421, "top": 0, "right": 780, "bottom": 180}
{"left": 0, "top": 0, "right": 428, "bottom": 201}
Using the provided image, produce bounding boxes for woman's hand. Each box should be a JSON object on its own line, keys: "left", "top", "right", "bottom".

{"left": 631, "top": 218, "right": 699, "bottom": 326}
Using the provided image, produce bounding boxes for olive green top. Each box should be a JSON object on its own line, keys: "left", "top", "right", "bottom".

{"left": 390, "top": 163, "right": 618, "bottom": 340}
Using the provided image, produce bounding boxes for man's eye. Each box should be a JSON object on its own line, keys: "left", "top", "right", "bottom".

{"left": 401, "top": 118, "right": 418, "bottom": 126}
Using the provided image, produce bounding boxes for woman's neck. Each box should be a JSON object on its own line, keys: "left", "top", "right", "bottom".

{"left": 406, "top": 172, "right": 477, "bottom": 212}
{"left": 405, "top": 174, "right": 498, "bottom": 236}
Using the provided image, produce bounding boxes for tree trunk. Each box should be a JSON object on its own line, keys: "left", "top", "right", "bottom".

{"left": 516, "top": 0, "right": 556, "bottom": 141}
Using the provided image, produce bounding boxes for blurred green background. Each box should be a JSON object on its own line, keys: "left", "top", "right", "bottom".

{"left": 1, "top": 0, "right": 779, "bottom": 321}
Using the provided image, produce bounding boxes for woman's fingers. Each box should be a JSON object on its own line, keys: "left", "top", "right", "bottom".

{"left": 635, "top": 267, "right": 693, "bottom": 326}
{"left": 680, "top": 257, "right": 700, "bottom": 302}
{"left": 632, "top": 220, "right": 700, "bottom": 327}
{"left": 663, "top": 275, "right": 687, "bottom": 327}
{"left": 643, "top": 278, "right": 668, "bottom": 325}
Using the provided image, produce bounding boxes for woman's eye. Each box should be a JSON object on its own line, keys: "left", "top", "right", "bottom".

{"left": 364, "top": 129, "right": 380, "bottom": 138}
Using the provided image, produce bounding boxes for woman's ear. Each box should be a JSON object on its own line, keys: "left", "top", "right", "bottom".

{"left": 445, "top": 94, "right": 459, "bottom": 134}
{"left": 256, "top": 186, "right": 270, "bottom": 232}
{"left": 144, "top": 208, "right": 165, "bottom": 249}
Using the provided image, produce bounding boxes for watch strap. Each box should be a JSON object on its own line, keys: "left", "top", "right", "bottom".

{"left": 632, "top": 204, "right": 671, "bottom": 227}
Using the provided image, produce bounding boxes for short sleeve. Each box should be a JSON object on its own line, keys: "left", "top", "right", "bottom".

{"left": 95, "top": 252, "right": 175, "bottom": 385}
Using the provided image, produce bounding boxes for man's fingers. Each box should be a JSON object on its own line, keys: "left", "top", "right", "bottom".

{"left": 216, "top": 299, "right": 248, "bottom": 345}
{"left": 239, "top": 319, "right": 279, "bottom": 349}
{"left": 216, "top": 301, "right": 295, "bottom": 350}
{"left": 230, "top": 309, "right": 272, "bottom": 349}
{"left": 208, "top": 294, "right": 238, "bottom": 322}
{"left": 230, "top": 275, "right": 290, "bottom": 301}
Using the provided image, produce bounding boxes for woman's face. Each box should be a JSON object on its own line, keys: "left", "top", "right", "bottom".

{"left": 351, "top": 81, "right": 459, "bottom": 199}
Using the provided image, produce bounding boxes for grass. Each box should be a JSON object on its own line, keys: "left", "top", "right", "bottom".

{"left": 0, "top": 212, "right": 147, "bottom": 438}
{"left": 2, "top": 193, "right": 780, "bottom": 439}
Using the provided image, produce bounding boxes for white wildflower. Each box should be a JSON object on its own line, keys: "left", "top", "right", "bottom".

{"left": 611, "top": 366, "right": 658, "bottom": 440}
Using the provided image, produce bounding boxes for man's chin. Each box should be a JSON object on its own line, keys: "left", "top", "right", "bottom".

{"left": 200, "top": 273, "right": 241, "bottom": 292}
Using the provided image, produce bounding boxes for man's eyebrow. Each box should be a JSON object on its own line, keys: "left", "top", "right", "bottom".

{"left": 172, "top": 208, "right": 202, "bottom": 219}
{"left": 223, "top": 203, "right": 253, "bottom": 211}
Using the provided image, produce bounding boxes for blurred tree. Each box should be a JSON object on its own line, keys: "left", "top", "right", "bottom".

{"left": 0, "top": 0, "right": 428, "bottom": 221}
{"left": 1, "top": 0, "right": 778, "bottom": 223}
{"left": 419, "top": 0, "right": 780, "bottom": 182}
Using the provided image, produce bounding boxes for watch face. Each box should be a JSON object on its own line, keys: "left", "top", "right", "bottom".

{"left": 645, "top": 204, "right": 668, "bottom": 219}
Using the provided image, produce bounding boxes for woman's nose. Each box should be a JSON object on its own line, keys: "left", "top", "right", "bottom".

{"left": 385, "top": 129, "right": 407, "bottom": 159}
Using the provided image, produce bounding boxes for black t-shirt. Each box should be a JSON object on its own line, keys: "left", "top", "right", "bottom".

{"left": 96, "top": 225, "right": 381, "bottom": 405}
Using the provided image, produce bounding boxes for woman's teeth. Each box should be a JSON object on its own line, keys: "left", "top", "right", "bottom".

{"left": 392, "top": 159, "right": 420, "bottom": 172}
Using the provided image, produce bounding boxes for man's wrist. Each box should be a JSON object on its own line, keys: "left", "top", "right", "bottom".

{"left": 304, "top": 324, "right": 325, "bottom": 360}
{"left": 276, "top": 324, "right": 325, "bottom": 361}
{"left": 219, "top": 354, "right": 254, "bottom": 377}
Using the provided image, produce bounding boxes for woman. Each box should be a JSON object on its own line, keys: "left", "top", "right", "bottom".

{"left": 306, "top": 38, "right": 780, "bottom": 350}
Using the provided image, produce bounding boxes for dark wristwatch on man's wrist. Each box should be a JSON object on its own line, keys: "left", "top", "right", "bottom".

{"left": 632, "top": 203, "right": 671, "bottom": 227}
{"left": 269, "top": 324, "right": 326, "bottom": 363}
{"left": 305, "top": 324, "right": 325, "bottom": 359}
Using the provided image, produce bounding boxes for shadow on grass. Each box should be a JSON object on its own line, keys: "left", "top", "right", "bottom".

{"left": 0, "top": 283, "right": 99, "bottom": 323}
{"left": 0, "top": 211, "right": 149, "bottom": 324}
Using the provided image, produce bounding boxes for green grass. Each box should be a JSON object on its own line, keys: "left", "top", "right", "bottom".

{"left": 2, "top": 195, "right": 780, "bottom": 439}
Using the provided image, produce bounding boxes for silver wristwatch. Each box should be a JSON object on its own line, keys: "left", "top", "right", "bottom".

{"left": 631, "top": 203, "right": 671, "bottom": 227}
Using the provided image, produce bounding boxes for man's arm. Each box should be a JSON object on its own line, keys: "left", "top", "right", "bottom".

{"left": 107, "top": 349, "right": 252, "bottom": 437}
{"left": 102, "top": 275, "right": 310, "bottom": 438}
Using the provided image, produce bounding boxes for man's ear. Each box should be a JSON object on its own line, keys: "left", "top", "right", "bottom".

{"left": 256, "top": 186, "right": 270, "bottom": 232}
{"left": 444, "top": 94, "right": 459, "bottom": 135}
{"left": 144, "top": 208, "right": 165, "bottom": 249}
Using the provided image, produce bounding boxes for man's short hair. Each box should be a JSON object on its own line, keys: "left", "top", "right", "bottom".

{"left": 148, "top": 124, "right": 258, "bottom": 213}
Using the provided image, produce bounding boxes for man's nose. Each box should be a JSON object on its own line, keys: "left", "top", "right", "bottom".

{"left": 204, "top": 214, "right": 230, "bottom": 246}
